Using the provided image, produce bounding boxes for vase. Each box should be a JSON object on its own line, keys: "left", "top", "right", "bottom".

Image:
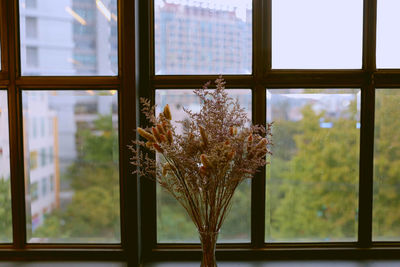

{"left": 198, "top": 230, "right": 219, "bottom": 267}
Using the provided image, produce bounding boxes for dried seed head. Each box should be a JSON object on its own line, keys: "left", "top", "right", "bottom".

{"left": 167, "top": 130, "right": 173, "bottom": 144}
{"left": 162, "top": 163, "right": 172, "bottom": 176}
{"left": 159, "top": 134, "right": 167, "bottom": 143}
{"left": 152, "top": 127, "right": 162, "bottom": 143}
{"left": 163, "top": 104, "right": 172, "bottom": 120}
{"left": 199, "top": 166, "right": 208, "bottom": 176}
{"left": 199, "top": 126, "right": 208, "bottom": 147}
{"left": 229, "top": 126, "right": 237, "bottom": 136}
{"left": 247, "top": 133, "right": 253, "bottom": 143}
{"left": 138, "top": 127, "right": 156, "bottom": 143}
{"left": 256, "top": 149, "right": 268, "bottom": 158}
{"left": 157, "top": 124, "right": 166, "bottom": 135}
{"left": 226, "top": 150, "right": 236, "bottom": 161}
{"left": 200, "top": 154, "right": 212, "bottom": 170}
{"left": 145, "top": 141, "right": 154, "bottom": 148}
{"left": 153, "top": 143, "right": 164, "bottom": 153}
{"left": 255, "top": 138, "right": 268, "bottom": 150}
{"left": 162, "top": 121, "right": 169, "bottom": 130}
{"left": 188, "top": 132, "right": 194, "bottom": 141}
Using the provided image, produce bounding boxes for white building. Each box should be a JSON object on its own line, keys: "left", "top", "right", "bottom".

{"left": 23, "top": 91, "right": 59, "bottom": 232}
{"left": 0, "top": 92, "right": 10, "bottom": 180}
{"left": 20, "top": 0, "right": 75, "bottom": 75}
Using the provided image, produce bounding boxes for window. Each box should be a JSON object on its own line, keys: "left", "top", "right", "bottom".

{"left": 49, "top": 175, "right": 54, "bottom": 192}
{"left": 25, "top": 17, "right": 38, "bottom": 39}
{"left": 140, "top": 0, "right": 400, "bottom": 263}
{"left": 0, "top": 0, "right": 399, "bottom": 265}
{"left": 48, "top": 146, "right": 53, "bottom": 163}
{"left": 40, "top": 148, "right": 46, "bottom": 166}
{"left": 41, "top": 177, "right": 47, "bottom": 196}
{"left": 24, "top": 90, "right": 120, "bottom": 243}
{"left": 0, "top": 92, "right": 12, "bottom": 243}
{"left": 26, "top": 46, "right": 38, "bottom": 67}
{"left": 0, "top": 0, "right": 125, "bottom": 253}
{"left": 31, "top": 182, "right": 39, "bottom": 201}
{"left": 30, "top": 151, "right": 38, "bottom": 170}
{"left": 25, "top": 0, "right": 37, "bottom": 9}
{"left": 20, "top": 0, "right": 118, "bottom": 75}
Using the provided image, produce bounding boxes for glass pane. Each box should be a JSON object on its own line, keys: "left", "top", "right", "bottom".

{"left": 155, "top": 89, "right": 252, "bottom": 243}
{"left": 377, "top": 0, "right": 400, "bottom": 68}
{"left": 19, "top": 0, "right": 118, "bottom": 76}
{"left": 154, "top": 0, "right": 252, "bottom": 75}
{"left": 272, "top": 0, "right": 363, "bottom": 69}
{"left": 23, "top": 90, "right": 120, "bottom": 243}
{"left": 373, "top": 89, "right": 400, "bottom": 240}
{"left": 0, "top": 91, "right": 12, "bottom": 243}
{"left": 266, "top": 89, "right": 360, "bottom": 242}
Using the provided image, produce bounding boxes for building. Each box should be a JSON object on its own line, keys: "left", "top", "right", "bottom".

{"left": 23, "top": 91, "right": 59, "bottom": 234}
{"left": 20, "top": 0, "right": 75, "bottom": 75}
{"left": 0, "top": 92, "right": 10, "bottom": 181}
{"left": 20, "top": 0, "right": 117, "bottom": 76}
{"left": 154, "top": 0, "right": 252, "bottom": 74}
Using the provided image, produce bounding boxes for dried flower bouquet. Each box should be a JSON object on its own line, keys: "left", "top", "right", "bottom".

{"left": 130, "top": 77, "right": 272, "bottom": 266}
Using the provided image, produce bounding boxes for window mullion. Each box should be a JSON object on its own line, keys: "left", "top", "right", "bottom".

{"left": 138, "top": 0, "right": 156, "bottom": 261}
{"left": 251, "top": 0, "right": 268, "bottom": 248}
{"left": 7, "top": 0, "right": 27, "bottom": 249}
{"left": 357, "top": 0, "right": 377, "bottom": 248}
{"left": 251, "top": 86, "right": 267, "bottom": 248}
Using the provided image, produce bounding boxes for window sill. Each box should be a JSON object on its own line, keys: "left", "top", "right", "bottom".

{"left": 143, "top": 261, "right": 400, "bottom": 267}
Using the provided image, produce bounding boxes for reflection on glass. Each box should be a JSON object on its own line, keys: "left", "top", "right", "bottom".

{"left": 0, "top": 91, "right": 12, "bottom": 243}
{"left": 266, "top": 89, "right": 360, "bottom": 242}
{"left": 19, "top": 0, "right": 118, "bottom": 76}
{"left": 377, "top": 0, "right": 400, "bottom": 68}
{"left": 154, "top": 0, "right": 252, "bottom": 75}
{"left": 373, "top": 89, "right": 400, "bottom": 241}
{"left": 23, "top": 90, "right": 120, "bottom": 243}
{"left": 272, "top": 0, "right": 363, "bottom": 69}
{"left": 156, "top": 89, "right": 252, "bottom": 243}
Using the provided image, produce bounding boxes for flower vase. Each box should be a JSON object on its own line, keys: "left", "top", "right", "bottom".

{"left": 198, "top": 230, "right": 219, "bottom": 267}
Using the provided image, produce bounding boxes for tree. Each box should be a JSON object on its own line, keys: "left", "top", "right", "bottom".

{"left": 268, "top": 100, "right": 360, "bottom": 241}
{"left": 373, "top": 91, "right": 400, "bottom": 239}
{"left": 34, "top": 115, "right": 120, "bottom": 242}
{"left": 0, "top": 177, "right": 12, "bottom": 242}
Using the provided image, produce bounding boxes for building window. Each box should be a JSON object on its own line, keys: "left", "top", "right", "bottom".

{"left": 41, "top": 177, "right": 47, "bottom": 196}
{"left": 25, "top": 0, "right": 37, "bottom": 9}
{"left": 48, "top": 146, "right": 53, "bottom": 163}
{"left": 30, "top": 151, "right": 38, "bottom": 170}
{"left": 40, "top": 148, "right": 46, "bottom": 167}
{"left": 25, "top": 17, "right": 38, "bottom": 39}
{"left": 40, "top": 117, "right": 45, "bottom": 137}
{"left": 49, "top": 175, "right": 54, "bottom": 192}
{"left": 31, "top": 182, "right": 39, "bottom": 201}
{"left": 26, "top": 46, "right": 38, "bottom": 67}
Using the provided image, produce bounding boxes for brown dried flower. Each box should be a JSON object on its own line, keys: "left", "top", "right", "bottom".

{"left": 129, "top": 76, "right": 272, "bottom": 234}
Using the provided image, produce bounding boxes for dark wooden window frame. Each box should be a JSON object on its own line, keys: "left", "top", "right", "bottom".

{"left": 139, "top": 0, "right": 400, "bottom": 263}
{"left": 0, "top": 0, "right": 138, "bottom": 265}
{"left": 0, "top": 0, "right": 399, "bottom": 266}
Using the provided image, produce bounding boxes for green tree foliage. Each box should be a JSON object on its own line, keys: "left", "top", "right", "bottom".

{"left": 267, "top": 100, "right": 360, "bottom": 241}
{"left": 373, "top": 91, "right": 400, "bottom": 240}
{"left": 0, "top": 177, "right": 12, "bottom": 242}
{"left": 34, "top": 115, "right": 120, "bottom": 242}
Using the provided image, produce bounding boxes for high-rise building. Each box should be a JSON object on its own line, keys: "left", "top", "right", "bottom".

{"left": 155, "top": 0, "right": 252, "bottom": 74}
